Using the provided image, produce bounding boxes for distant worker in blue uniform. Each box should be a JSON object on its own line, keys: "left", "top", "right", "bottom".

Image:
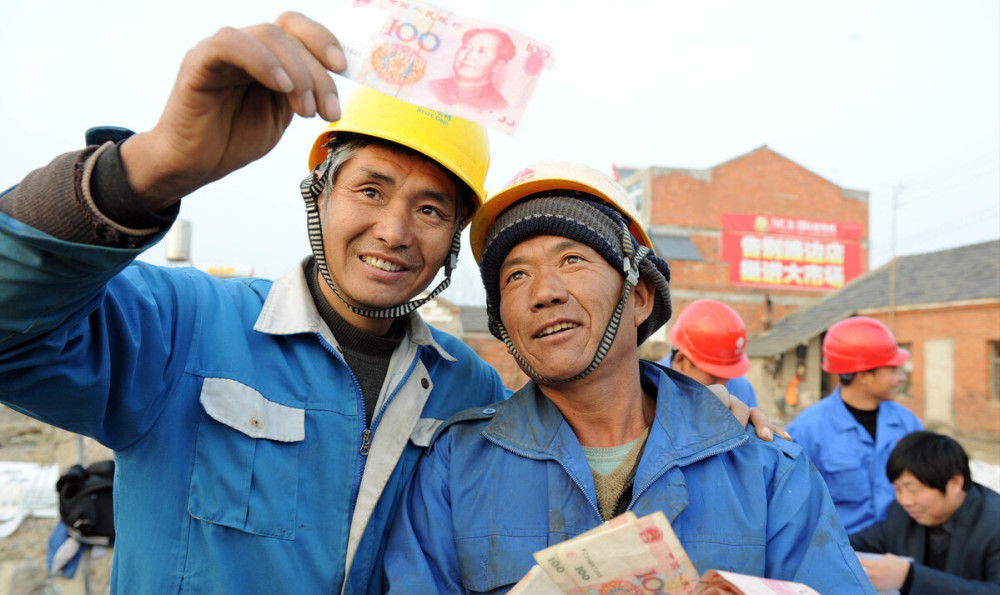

{"left": 659, "top": 298, "right": 758, "bottom": 407}
{"left": 787, "top": 316, "right": 924, "bottom": 534}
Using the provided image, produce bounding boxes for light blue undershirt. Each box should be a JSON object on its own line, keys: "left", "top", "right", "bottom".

{"left": 582, "top": 435, "right": 643, "bottom": 475}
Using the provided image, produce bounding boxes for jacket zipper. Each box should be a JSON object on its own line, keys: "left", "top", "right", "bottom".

{"left": 360, "top": 345, "right": 421, "bottom": 456}
{"left": 318, "top": 334, "right": 422, "bottom": 593}
{"left": 360, "top": 428, "right": 372, "bottom": 455}
{"left": 316, "top": 333, "right": 422, "bottom": 457}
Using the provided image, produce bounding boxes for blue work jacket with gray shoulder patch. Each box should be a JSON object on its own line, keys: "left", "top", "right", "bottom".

{"left": 384, "top": 362, "right": 875, "bottom": 594}
{"left": 0, "top": 207, "right": 508, "bottom": 594}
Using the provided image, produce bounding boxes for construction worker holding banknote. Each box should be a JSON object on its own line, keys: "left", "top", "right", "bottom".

{"left": 384, "top": 162, "right": 876, "bottom": 594}
{"left": 0, "top": 12, "right": 515, "bottom": 594}
{"left": 0, "top": 12, "right": 782, "bottom": 595}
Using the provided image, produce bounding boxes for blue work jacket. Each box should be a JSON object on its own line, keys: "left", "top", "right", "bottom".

{"left": 0, "top": 212, "right": 508, "bottom": 594}
{"left": 384, "top": 362, "right": 874, "bottom": 594}
{"left": 786, "top": 386, "right": 924, "bottom": 534}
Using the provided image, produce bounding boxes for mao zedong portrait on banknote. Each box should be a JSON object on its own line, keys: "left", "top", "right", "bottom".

{"left": 427, "top": 27, "right": 515, "bottom": 110}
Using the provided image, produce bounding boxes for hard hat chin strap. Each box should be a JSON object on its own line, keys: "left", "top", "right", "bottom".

{"left": 496, "top": 222, "right": 651, "bottom": 384}
{"left": 299, "top": 161, "right": 461, "bottom": 320}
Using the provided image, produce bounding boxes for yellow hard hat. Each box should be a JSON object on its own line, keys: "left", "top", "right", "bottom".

{"left": 307, "top": 87, "right": 490, "bottom": 205}
{"left": 470, "top": 161, "right": 652, "bottom": 263}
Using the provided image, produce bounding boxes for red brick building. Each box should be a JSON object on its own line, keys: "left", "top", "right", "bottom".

{"left": 619, "top": 145, "right": 870, "bottom": 340}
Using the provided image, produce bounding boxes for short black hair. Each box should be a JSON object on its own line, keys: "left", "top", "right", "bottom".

{"left": 886, "top": 431, "right": 971, "bottom": 493}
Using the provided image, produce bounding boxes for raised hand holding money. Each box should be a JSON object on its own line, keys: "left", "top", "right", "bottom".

{"left": 122, "top": 12, "right": 346, "bottom": 210}
{"left": 329, "top": 0, "right": 554, "bottom": 135}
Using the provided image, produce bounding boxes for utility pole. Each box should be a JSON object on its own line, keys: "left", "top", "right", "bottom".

{"left": 889, "top": 184, "right": 904, "bottom": 332}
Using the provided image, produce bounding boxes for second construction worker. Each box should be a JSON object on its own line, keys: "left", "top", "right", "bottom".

{"left": 662, "top": 298, "right": 758, "bottom": 407}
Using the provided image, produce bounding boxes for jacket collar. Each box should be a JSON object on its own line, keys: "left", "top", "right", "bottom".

{"left": 827, "top": 387, "right": 867, "bottom": 433}
{"left": 253, "top": 258, "right": 456, "bottom": 362}
{"left": 483, "top": 361, "right": 747, "bottom": 468}
{"left": 905, "top": 484, "right": 986, "bottom": 571}
{"left": 827, "top": 386, "right": 912, "bottom": 438}
{"left": 948, "top": 483, "right": 984, "bottom": 533}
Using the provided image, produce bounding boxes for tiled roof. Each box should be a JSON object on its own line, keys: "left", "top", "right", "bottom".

{"left": 650, "top": 234, "right": 703, "bottom": 261}
{"left": 747, "top": 240, "right": 1000, "bottom": 357}
{"left": 458, "top": 306, "right": 491, "bottom": 333}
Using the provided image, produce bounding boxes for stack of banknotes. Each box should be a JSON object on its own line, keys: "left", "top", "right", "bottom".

{"left": 509, "top": 511, "right": 821, "bottom": 595}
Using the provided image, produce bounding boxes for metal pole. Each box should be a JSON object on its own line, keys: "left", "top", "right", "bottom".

{"left": 889, "top": 184, "right": 903, "bottom": 332}
{"left": 76, "top": 434, "right": 92, "bottom": 595}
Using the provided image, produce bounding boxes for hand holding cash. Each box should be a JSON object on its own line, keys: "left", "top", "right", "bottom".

{"left": 509, "top": 512, "right": 822, "bottom": 595}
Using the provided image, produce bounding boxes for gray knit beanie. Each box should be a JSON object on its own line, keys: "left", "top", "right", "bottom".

{"left": 480, "top": 193, "right": 672, "bottom": 346}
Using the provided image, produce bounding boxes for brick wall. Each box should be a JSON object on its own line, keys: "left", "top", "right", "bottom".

{"left": 651, "top": 148, "right": 869, "bottom": 233}
{"left": 464, "top": 336, "right": 530, "bottom": 392}
{"left": 866, "top": 303, "right": 1000, "bottom": 435}
{"left": 645, "top": 147, "right": 869, "bottom": 336}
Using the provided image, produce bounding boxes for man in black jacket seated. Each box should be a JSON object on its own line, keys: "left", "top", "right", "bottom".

{"left": 849, "top": 431, "right": 1000, "bottom": 594}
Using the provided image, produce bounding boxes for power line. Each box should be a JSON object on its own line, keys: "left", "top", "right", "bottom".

{"left": 898, "top": 166, "right": 1000, "bottom": 207}
{"left": 868, "top": 203, "right": 1000, "bottom": 251}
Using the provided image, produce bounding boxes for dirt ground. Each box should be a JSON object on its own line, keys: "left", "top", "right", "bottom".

{"left": 0, "top": 406, "right": 113, "bottom": 594}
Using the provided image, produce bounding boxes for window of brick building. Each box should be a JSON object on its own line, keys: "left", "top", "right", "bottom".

{"left": 897, "top": 342, "right": 913, "bottom": 398}
{"left": 628, "top": 182, "right": 643, "bottom": 212}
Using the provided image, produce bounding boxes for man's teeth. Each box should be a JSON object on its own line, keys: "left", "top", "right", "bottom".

{"left": 363, "top": 256, "right": 403, "bottom": 272}
{"left": 538, "top": 322, "right": 579, "bottom": 337}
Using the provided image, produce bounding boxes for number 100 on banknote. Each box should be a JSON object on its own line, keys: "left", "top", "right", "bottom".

{"left": 330, "top": 0, "right": 556, "bottom": 135}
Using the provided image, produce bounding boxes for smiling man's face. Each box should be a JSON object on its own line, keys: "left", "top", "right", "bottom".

{"left": 498, "top": 235, "right": 639, "bottom": 382}
{"left": 892, "top": 469, "right": 966, "bottom": 527}
{"left": 319, "top": 144, "right": 458, "bottom": 334}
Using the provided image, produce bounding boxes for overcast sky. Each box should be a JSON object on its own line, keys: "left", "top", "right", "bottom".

{"left": 2, "top": 0, "right": 997, "bottom": 306}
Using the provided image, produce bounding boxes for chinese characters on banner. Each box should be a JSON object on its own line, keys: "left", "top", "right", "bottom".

{"left": 720, "top": 213, "right": 863, "bottom": 291}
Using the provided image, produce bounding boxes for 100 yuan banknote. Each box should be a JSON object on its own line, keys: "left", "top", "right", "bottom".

{"left": 534, "top": 512, "right": 701, "bottom": 595}
{"left": 329, "top": 0, "right": 555, "bottom": 135}
{"left": 531, "top": 512, "right": 640, "bottom": 591}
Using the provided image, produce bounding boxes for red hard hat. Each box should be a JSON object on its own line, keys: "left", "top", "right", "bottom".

{"left": 822, "top": 316, "right": 910, "bottom": 374}
{"left": 668, "top": 299, "right": 749, "bottom": 379}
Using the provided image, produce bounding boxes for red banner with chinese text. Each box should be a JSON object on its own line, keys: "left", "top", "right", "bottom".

{"left": 720, "top": 213, "right": 864, "bottom": 291}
